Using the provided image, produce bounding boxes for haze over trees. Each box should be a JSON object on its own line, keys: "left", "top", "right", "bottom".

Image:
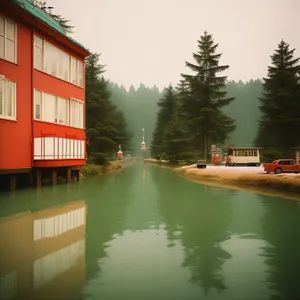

{"left": 151, "top": 31, "right": 235, "bottom": 160}
{"left": 85, "top": 53, "right": 132, "bottom": 163}
{"left": 255, "top": 40, "right": 300, "bottom": 159}
{"left": 108, "top": 83, "right": 162, "bottom": 156}
{"left": 44, "top": 6, "right": 300, "bottom": 162}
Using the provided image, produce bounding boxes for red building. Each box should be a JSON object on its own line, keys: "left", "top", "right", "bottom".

{"left": 0, "top": 0, "right": 90, "bottom": 189}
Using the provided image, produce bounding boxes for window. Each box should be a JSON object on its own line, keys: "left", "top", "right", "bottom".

{"left": 34, "top": 90, "right": 41, "bottom": 119}
{"left": 34, "top": 35, "right": 43, "bottom": 70}
{"left": 0, "top": 79, "right": 16, "bottom": 120}
{"left": 57, "top": 97, "right": 68, "bottom": 124}
{"left": 34, "top": 90, "right": 69, "bottom": 125}
{"left": 70, "top": 99, "right": 83, "bottom": 128}
{"left": 0, "top": 16, "right": 17, "bottom": 63}
{"left": 34, "top": 35, "right": 83, "bottom": 87}
{"left": 70, "top": 56, "right": 83, "bottom": 87}
{"left": 70, "top": 56, "right": 77, "bottom": 85}
{"left": 43, "top": 92, "right": 56, "bottom": 123}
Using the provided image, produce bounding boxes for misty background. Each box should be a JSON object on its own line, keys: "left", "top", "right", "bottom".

{"left": 47, "top": 0, "right": 300, "bottom": 156}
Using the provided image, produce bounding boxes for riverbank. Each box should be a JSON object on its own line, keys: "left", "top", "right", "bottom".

{"left": 81, "top": 160, "right": 124, "bottom": 177}
{"left": 177, "top": 165, "right": 300, "bottom": 197}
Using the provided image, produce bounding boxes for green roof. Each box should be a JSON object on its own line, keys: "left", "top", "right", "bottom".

{"left": 12, "top": 0, "right": 88, "bottom": 51}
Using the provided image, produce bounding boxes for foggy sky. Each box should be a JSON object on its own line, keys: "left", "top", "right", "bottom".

{"left": 48, "top": 0, "right": 299, "bottom": 90}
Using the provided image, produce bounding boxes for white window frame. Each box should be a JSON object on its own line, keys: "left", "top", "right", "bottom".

{"left": 33, "top": 34, "right": 44, "bottom": 71}
{"left": 0, "top": 78, "right": 17, "bottom": 120}
{"left": 70, "top": 57, "right": 84, "bottom": 87}
{"left": 56, "top": 96, "right": 69, "bottom": 125}
{"left": 33, "top": 34, "right": 84, "bottom": 88}
{"left": 70, "top": 98, "right": 84, "bottom": 129}
{"left": 0, "top": 14, "right": 17, "bottom": 64}
{"left": 34, "top": 89, "right": 69, "bottom": 126}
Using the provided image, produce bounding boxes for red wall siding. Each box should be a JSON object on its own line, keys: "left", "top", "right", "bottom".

{"left": 0, "top": 20, "right": 32, "bottom": 170}
{"left": 33, "top": 70, "right": 85, "bottom": 139}
{"left": 0, "top": 15, "right": 87, "bottom": 171}
{"left": 33, "top": 121, "right": 85, "bottom": 140}
{"left": 33, "top": 69, "right": 85, "bottom": 101}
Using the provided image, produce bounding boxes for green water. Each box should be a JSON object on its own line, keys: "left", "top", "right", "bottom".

{"left": 0, "top": 162, "right": 300, "bottom": 300}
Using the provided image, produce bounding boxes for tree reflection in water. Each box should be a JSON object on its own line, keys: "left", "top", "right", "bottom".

{"left": 258, "top": 194, "right": 300, "bottom": 300}
{"left": 151, "top": 167, "right": 234, "bottom": 294}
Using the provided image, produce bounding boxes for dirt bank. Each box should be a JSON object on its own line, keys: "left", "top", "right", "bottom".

{"left": 177, "top": 165, "right": 300, "bottom": 200}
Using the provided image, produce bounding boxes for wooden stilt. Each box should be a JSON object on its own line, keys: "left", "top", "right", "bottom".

{"left": 36, "top": 168, "right": 42, "bottom": 187}
{"left": 66, "top": 167, "right": 71, "bottom": 183}
{"left": 9, "top": 175, "right": 17, "bottom": 191}
{"left": 52, "top": 169, "right": 57, "bottom": 185}
{"left": 76, "top": 169, "right": 80, "bottom": 181}
{"left": 28, "top": 172, "right": 33, "bottom": 185}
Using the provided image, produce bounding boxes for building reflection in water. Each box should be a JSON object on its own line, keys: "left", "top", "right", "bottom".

{"left": 0, "top": 200, "right": 86, "bottom": 300}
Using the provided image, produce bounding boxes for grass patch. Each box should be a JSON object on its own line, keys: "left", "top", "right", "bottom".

{"left": 81, "top": 164, "right": 104, "bottom": 176}
{"left": 81, "top": 161, "right": 124, "bottom": 177}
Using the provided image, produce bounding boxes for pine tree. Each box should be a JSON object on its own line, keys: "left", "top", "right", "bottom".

{"left": 41, "top": 2, "right": 74, "bottom": 34}
{"left": 160, "top": 107, "right": 191, "bottom": 162}
{"left": 85, "top": 53, "right": 131, "bottom": 163}
{"left": 50, "top": 14, "right": 74, "bottom": 34}
{"left": 256, "top": 40, "right": 300, "bottom": 154}
{"left": 151, "top": 85, "right": 177, "bottom": 157}
{"left": 181, "top": 31, "right": 235, "bottom": 159}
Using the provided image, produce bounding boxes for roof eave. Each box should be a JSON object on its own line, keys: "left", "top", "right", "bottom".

{"left": 34, "top": 17, "right": 90, "bottom": 57}
{"left": 10, "top": 0, "right": 90, "bottom": 57}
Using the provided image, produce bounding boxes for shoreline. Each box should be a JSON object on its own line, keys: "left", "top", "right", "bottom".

{"left": 145, "top": 158, "right": 300, "bottom": 201}
{"left": 81, "top": 160, "right": 124, "bottom": 177}
{"left": 177, "top": 165, "right": 300, "bottom": 201}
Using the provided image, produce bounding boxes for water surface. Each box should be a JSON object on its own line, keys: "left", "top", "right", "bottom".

{"left": 0, "top": 163, "right": 300, "bottom": 299}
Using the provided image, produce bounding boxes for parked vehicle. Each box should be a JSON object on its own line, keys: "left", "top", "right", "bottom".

{"left": 263, "top": 159, "right": 300, "bottom": 174}
{"left": 225, "top": 147, "right": 262, "bottom": 166}
{"left": 197, "top": 160, "right": 207, "bottom": 169}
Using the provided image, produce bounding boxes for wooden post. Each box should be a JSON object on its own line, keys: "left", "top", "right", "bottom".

{"left": 66, "top": 167, "right": 71, "bottom": 183}
{"left": 76, "top": 169, "right": 80, "bottom": 181}
{"left": 36, "top": 168, "right": 42, "bottom": 187}
{"left": 52, "top": 169, "right": 57, "bottom": 185}
{"left": 9, "top": 175, "right": 17, "bottom": 191}
{"left": 28, "top": 172, "right": 33, "bottom": 185}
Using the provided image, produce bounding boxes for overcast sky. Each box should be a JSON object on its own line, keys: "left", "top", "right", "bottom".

{"left": 48, "top": 0, "right": 299, "bottom": 90}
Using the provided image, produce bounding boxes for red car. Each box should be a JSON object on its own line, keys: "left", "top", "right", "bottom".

{"left": 263, "top": 159, "right": 300, "bottom": 174}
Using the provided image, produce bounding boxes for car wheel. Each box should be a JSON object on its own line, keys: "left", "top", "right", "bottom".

{"left": 274, "top": 168, "right": 282, "bottom": 174}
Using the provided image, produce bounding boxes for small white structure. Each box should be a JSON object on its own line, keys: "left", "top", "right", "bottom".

{"left": 226, "top": 147, "right": 262, "bottom": 166}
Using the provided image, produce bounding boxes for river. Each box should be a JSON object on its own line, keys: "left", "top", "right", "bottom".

{"left": 0, "top": 162, "right": 300, "bottom": 300}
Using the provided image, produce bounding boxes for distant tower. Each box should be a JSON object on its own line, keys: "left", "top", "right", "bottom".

{"left": 141, "top": 128, "right": 146, "bottom": 157}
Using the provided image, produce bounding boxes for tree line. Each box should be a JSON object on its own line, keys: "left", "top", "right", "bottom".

{"left": 85, "top": 53, "right": 132, "bottom": 163}
{"left": 150, "top": 31, "right": 300, "bottom": 162}
{"left": 49, "top": 6, "right": 300, "bottom": 162}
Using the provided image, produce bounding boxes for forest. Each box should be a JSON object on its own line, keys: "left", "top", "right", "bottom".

{"left": 52, "top": 8, "right": 300, "bottom": 163}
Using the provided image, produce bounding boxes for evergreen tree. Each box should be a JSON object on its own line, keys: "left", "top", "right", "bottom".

{"left": 41, "top": 2, "right": 74, "bottom": 34}
{"left": 181, "top": 31, "right": 235, "bottom": 159}
{"left": 255, "top": 40, "right": 300, "bottom": 154}
{"left": 85, "top": 53, "right": 131, "bottom": 163}
{"left": 160, "top": 107, "right": 191, "bottom": 162}
{"left": 223, "top": 79, "right": 263, "bottom": 146}
{"left": 151, "top": 85, "right": 177, "bottom": 157}
{"left": 50, "top": 14, "right": 74, "bottom": 34}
